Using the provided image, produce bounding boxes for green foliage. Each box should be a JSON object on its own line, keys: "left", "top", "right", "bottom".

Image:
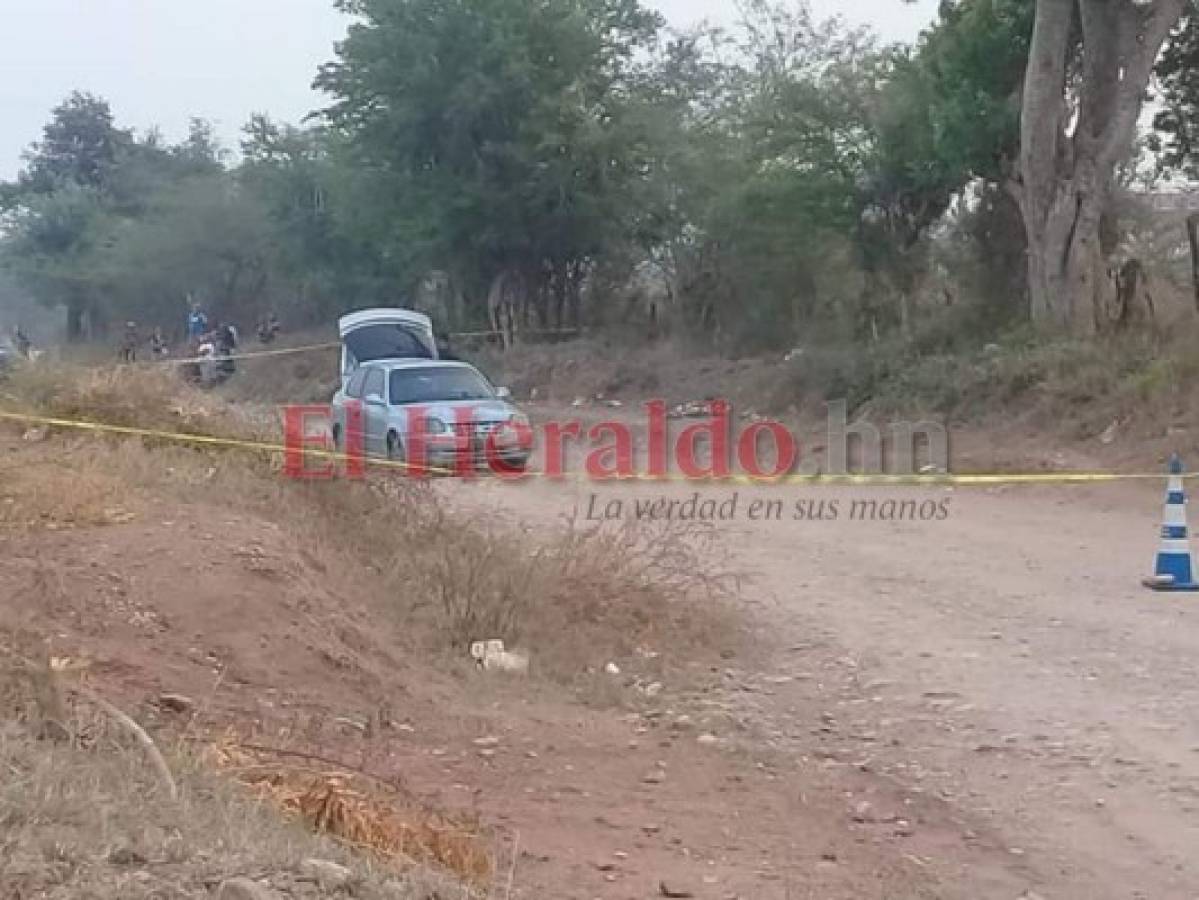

{"left": 14, "top": 92, "right": 131, "bottom": 196}
{"left": 643, "top": 3, "right": 887, "bottom": 349}
{"left": 1153, "top": 4, "right": 1199, "bottom": 177}
{"left": 316, "top": 0, "right": 662, "bottom": 316}
{"left": 0, "top": 96, "right": 233, "bottom": 337}
{"left": 1, "top": 97, "right": 370, "bottom": 338}
{"left": 1, "top": 0, "right": 1153, "bottom": 359}
{"left": 917, "top": 0, "right": 1031, "bottom": 183}
{"left": 90, "top": 173, "right": 276, "bottom": 325}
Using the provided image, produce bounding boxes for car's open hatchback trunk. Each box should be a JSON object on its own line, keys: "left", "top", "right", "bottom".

{"left": 338, "top": 309, "right": 438, "bottom": 385}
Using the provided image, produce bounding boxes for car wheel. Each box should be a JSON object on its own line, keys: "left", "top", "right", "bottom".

{"left": 503, "top": 455, "right": 531, "bottom": 473}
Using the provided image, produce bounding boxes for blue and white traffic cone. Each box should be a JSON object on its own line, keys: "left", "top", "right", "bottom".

{"left": 1144, "top": 454, "right": 1199, "bottom": 592}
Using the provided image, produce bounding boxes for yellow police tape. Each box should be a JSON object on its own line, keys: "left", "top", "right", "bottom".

{"left": 153, "top": 341, "right": 342, "bottom": 367}
{"left": 0, "top": 407, "right": 1182, "bottom": 486}
{"left": 152, "top": 328, "right": 583, "bottom": 367}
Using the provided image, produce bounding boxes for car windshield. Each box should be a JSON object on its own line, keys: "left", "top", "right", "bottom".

{"left": 389, "top": 367, "right": 495, "bottom": 404}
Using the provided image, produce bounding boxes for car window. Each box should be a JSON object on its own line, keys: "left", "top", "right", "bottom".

{"left": 343, "top": 324, "right": 436, "bottom": 363}
{"left": 363, "top": 368, "right": 386, "bottom": 400}
{"left": 389, "top": 367, "right": 497, "bottom": 404}
{"left": 345, "top": 369, "right": 368, "bottom": 399}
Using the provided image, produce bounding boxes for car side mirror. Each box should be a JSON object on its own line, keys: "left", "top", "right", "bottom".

{"left": 365, "top": 392, "right": 386, "bottom": 406}
{"left": 496, "top": 386, "right": 512, "bottom": 400}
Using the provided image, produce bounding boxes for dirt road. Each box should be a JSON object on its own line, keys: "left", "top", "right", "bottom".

{"left": 446, "top": 455, "right": 1199, "bottom": 899}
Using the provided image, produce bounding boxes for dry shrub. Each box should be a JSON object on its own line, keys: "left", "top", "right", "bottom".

{"left": 272, "top": 470, "right": 744, "bottom": 680}
{"left": 422, "top": 530, "right": 539, "bottom": 648}
{"left": 523, "top": 516, "right": 741, "bottom": 679}
{"left": 211, "top": 741, "right": 494, "bottom": 887}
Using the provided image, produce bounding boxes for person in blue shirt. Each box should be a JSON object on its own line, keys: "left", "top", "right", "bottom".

{"left": 186, "top": 301, "right": 209, "bottom": 343}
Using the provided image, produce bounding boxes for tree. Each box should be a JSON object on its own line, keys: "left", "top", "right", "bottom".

{"left": 856, "top": 0, "right": 1033, "bottom": 336}
{"left": 16, "top": 92, "right": 131, "bottom": 195}
{"left": 1, "top": 92, "right": 135, "bottom": 338}
{"left": 1, "top": 184, "right": 106, "bottom": 339}
{"left": 91, "top": 172, "right": 277, "bottom": 328}
{"left": 239, "top": 115, "right": 392, "bottom": 321}
{"left": 1151, "top": 6, "right": 1199, "bottom": 313}
{"left": 315, "top": 0, "right": 663, "bottom": 327}
{"left": 2, "top": 96, "right": 280, "bottom": 339}
{"left": 1151, "top": 5, "right": 1199, "bottom": 178}
{"left": 622, "top": 4, "right": 898, "bottom": 349}
{"left": 1014, "top": 0, "right": 1187, "bottom": 333}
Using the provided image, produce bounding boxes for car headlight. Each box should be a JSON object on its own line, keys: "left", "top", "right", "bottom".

{"left": 509, "top": 413, "right": 530, "bottom": 429}
{"left": 422, "top": 417, "right": 449, "bottom": 435}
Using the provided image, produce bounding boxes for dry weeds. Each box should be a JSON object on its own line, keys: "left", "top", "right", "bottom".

{"left": 210, "top": 740, "right": 494, "bottom": 886}
{"left": 0, "top": 361, "right": 275, "bottom": 449}
{"left": 0, "top": 648, "right": 486, "bottom": 898}
{"left": 0, "top": 451, "right": 138, "bottom": 532}
{"left": 294, "top": 478, "right": 742, "bottom": 682}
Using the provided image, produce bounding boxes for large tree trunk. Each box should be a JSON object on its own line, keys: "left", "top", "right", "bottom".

{"left": 1021, "top": 179, "right": 1107, "bottom": 332}
{"left": 1015, "top": 0, "right": 1186, "bottom": 333}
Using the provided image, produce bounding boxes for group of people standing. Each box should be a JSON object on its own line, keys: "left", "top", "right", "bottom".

{"left": 119, "top": 322, "right": 169, "bottom": 363}
{"left": 182, "top": 303, "right": 239, "bottom": 383}
{"left": 118, "top": 302, "right": 280, "bottom": 369}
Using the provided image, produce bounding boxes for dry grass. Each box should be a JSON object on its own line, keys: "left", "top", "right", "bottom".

{"left": 517, "top": 516, "right": 741, "bottom": 680}
{"left": 0, "top": 361, "right": 273, "bottom": 445}
{"left": 289, "top": 477, "right": 742, "bottom": 683}
{"left": 218, "top": 339, "right": 341, "bottom": 405}
{"left": 0, "top": 452, "right": 138, "bottom": 532}
{"left": 211, "top": 740, "right": 494, "bottom": 886}
{"left": 0, "top": 646, "right": 487, "bottom": 898}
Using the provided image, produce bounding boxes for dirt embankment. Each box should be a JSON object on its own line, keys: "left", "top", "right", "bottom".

{"left": 0, "top": 436, "right": 966, "bottom": 899}
{"left": 0, "top": 364, "right": 972, "bottom": 899}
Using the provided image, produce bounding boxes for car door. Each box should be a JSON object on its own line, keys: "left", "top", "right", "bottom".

{"left": 337, "top": 368, "right": 369, "bottom": 450}
{"left": 361, "top": 367, "right": 389, "bottom": 457}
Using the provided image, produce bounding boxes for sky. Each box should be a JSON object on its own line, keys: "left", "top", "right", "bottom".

{"left": 0, "top": 0, "right": 941, "bottom": 181}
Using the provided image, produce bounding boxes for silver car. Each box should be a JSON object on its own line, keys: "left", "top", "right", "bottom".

{"left": 331, "top": 359, "right": 532, "bottom": 473}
